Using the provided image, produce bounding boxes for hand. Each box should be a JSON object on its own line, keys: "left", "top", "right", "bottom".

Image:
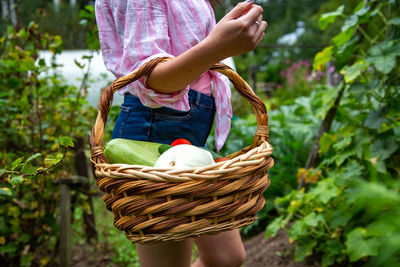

{"left": 204, "top": 1, "right": 268, "bottom": 62}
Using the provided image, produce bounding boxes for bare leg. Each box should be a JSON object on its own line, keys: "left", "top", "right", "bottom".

{"left": 136, "top": 239, "right": 194, "bottom": 267}
{"left": 192, "top": 229, "right": 246, "bottom": 267}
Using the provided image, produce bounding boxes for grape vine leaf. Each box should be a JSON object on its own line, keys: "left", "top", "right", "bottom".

{"left": 366, "top": 40, "right": 400, "bottom": 74}
{"left": 313, "top": 46, "right": 333, "bottom": 71}
{"left": 340, "top": 60, "right": 368, "bottom": 83}
{"left": 333, "top": 27, "right": 355, "bottom": 47}
{"left": 319, "top": 5, "right": 344, "bottom": 30}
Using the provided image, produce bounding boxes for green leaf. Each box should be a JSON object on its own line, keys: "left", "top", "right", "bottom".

{"left": 303, "top": 212, "right": 324, "bottom": 227}
{"left": 74, "top": 59, "right": 85, "bottom": 69}
{"left": 333, "top": 27, "right": 355, "bottom": 47}
{"left": 370, "top": 138, "right": 399, "bottom": 161}
{"left": 346, "top": 228, "right": 380, "bottom": 262}
{"left": 335, "top": 36, "right": 358, "bottom": 70}
{"left": 311, "top": 178, "right": 339, "bottom": 204}
{"left": 341, "top": 15, "right": 359, "bottom": 32}
{"left": 21, "top": 153, "right": 41, "bottom": 174}
{"left": 341, "top": 162, "right": 364, "bottom": 181}
{"left": 320, "top": 239, "right": 344, "bottom": 266}
{"left": 340, "top": 60, "right": 368, "bottom": 83}
{"left": 319, "top": 133, "right": 337, "bottom": 154}
{"left": 328, "top": 209, "right": 352, "bottom": 228}
{"left": 365, "top": 233, "right": 400, "bottom": 267}
{"left": 322, "top": 86, "right": 341, "bottom": 112}
{"left": 19, "top": 233, "right": 31, "bottom": 243}
{"left": 366, "top": 40, "right": 400, "bottom": 74}
{"left": 295, "top": 238, "right": 317, "bottom": 262}
{"left": 11, "top": 157, "right": 24, "bottom": 171}
{"left": 0, "top": 187, "right": 12, "bottom": 196}
{"left": 265, "top": 216, "right": 287, "bottom": 239}
{"left": 319, "top": 5, "right": 344, "bottom": 30}
{"left": 364, "top": 108, "right": 389, "bottom": 130}
{"left": 10, "top": 176, "right": 24, "bottom": 186}
{"left": 354, "top": 5, "right": 371, "bottom": 18}
{"left": 389, "top": 17, "right": 400, "bottom": 26}
{"left": 59, "top": 136, "right": 74, "bottom": 148}
{"left": 322, "top": 253, "right": 336, "bottom": 267}
{"left": 17, "top": 28, "right": 28, "bottom": 39}
{"left": 313, "top": 46, "right": 333, "bottom": 71}
{"left": 289, "top": 220, "right": 307, "bottom": 240}
{"left": 19, "top": 59, "right": 35, "bottom": 72}
{"left": 0, "top": 242, "right": 18, "bottom": 253}
{"left": 335, "top": 149, "right": 356, "bottom": 166}
{"left": 333, "top": 135, "right": 353, "bottom": 151}
{"left": 20, "top": 252, "right": 34, "bottom": 267}
{"left": 366, "top": 219, "right": 397, "bottom": 237}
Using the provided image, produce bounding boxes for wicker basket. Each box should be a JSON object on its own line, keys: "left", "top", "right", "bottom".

{"left": 89, "top": 57, "right": 274, "bottom": 244}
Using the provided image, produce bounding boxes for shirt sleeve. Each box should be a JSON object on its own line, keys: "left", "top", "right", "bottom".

{"left": 95, "top": 0, "right": 122, "bottom": 78}
{"left": 108, "top": 0, "right": 190, "bottom": 108}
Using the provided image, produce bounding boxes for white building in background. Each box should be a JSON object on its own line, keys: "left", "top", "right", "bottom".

{"left": 39, "top": 50, "right": 119, "bottom": 107}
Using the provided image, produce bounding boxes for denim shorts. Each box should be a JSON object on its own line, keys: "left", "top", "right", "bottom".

{"left": 111, "top": 89, "right": 216, "bottom": 147}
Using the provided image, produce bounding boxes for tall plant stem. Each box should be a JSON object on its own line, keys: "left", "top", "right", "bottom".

{"left": 297, "top": 85, "right": 345, "bottom": 190}
{"left": 68, "top": 52, "right": 93, "bottom": 133}
{"left": 35, "top": 77, "right": 44, "bottom": 165}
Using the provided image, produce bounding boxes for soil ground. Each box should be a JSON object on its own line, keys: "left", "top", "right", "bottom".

{"left": 243, "top": 229, "right": 320, "bottom": 267}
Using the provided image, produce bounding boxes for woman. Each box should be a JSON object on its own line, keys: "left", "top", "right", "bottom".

{"left": 95, "top": 0, "right": 267, "bottom": 266}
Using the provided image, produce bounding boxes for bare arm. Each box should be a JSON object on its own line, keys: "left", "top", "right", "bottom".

{"left": 146, "top": 1, "right": 268, "bottom": 94}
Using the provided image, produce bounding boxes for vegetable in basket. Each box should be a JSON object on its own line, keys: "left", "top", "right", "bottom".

{"left": 154, "top": 144, "right": 215, "bottom": 168}
{"left": 170, "top": 138, "right": 192, "bottom": 146}
{"left": 103, "top": 138, "right": 161, "bottom": 166}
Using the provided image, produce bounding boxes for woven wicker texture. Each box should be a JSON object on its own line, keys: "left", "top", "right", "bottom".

{"left": 90, "top": 57, "right": 274, "bottom": 244}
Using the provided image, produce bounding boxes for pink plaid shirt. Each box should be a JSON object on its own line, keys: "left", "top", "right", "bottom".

{"left": 95, "top": 0, "right": 232, "bottom": 151}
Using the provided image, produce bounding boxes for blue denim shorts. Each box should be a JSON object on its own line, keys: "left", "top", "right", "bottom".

{"left": 111, "top": 89, "right": 216, "bottom": 146}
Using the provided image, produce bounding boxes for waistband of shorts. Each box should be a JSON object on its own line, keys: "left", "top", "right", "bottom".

{"left": 124, "top": 89, "right": 215, "bottom": 109}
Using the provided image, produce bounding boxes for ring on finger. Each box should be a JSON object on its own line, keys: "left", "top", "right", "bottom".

{"left": 255, "top": 21, "right": 260, "bottom": 26}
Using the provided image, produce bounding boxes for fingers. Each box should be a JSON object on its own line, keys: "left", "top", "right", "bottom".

{"left": 254, "top": 15, "right": 267, "bottom": 33}
{"left": 238, "top": 4, "right": 263, "bottom": 25}
{"left": 256, "top": 14, "right": 263, "bottom": 25}
{"left": 251, "top": 14, "right": 267, "bottom": 38}
{"left": 254, "top": 21, "right": 268, "bottom": 45}
{"left": 251, "top": 14, "right": 262, "bottom": 31}
{"left": 223, "top": 1, "right": 253, "bottom": 20}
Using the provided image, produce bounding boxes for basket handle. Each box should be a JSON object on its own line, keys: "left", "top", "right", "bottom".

{"left": 90, "top": 57, "right": 269, "bottom": 159}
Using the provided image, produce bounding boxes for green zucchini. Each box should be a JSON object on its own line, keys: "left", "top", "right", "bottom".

{"left": 103, "top": 138, "right": 162, "bottom": 166}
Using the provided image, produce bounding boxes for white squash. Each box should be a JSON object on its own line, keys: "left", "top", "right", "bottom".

{"left": 154, "top": 144, "right": 215, "bottom": 168}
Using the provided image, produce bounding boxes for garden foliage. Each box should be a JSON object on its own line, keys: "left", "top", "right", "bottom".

{"left": 265, "top": 0, "right": 400, "bottom": 265}
{"left": 0, "top": 6, "right": 97, "bottom": 266}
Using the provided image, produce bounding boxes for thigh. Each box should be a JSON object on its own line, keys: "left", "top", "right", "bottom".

{"left": 194, "top": 229, "right": 245, "bottom": 263}
{"left": 136, "top": 239, "right": 194, "bottom": 267}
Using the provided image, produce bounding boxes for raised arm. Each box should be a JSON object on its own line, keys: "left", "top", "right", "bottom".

{"left": 146, "top": 1, "right": 268, "bottom": 94}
